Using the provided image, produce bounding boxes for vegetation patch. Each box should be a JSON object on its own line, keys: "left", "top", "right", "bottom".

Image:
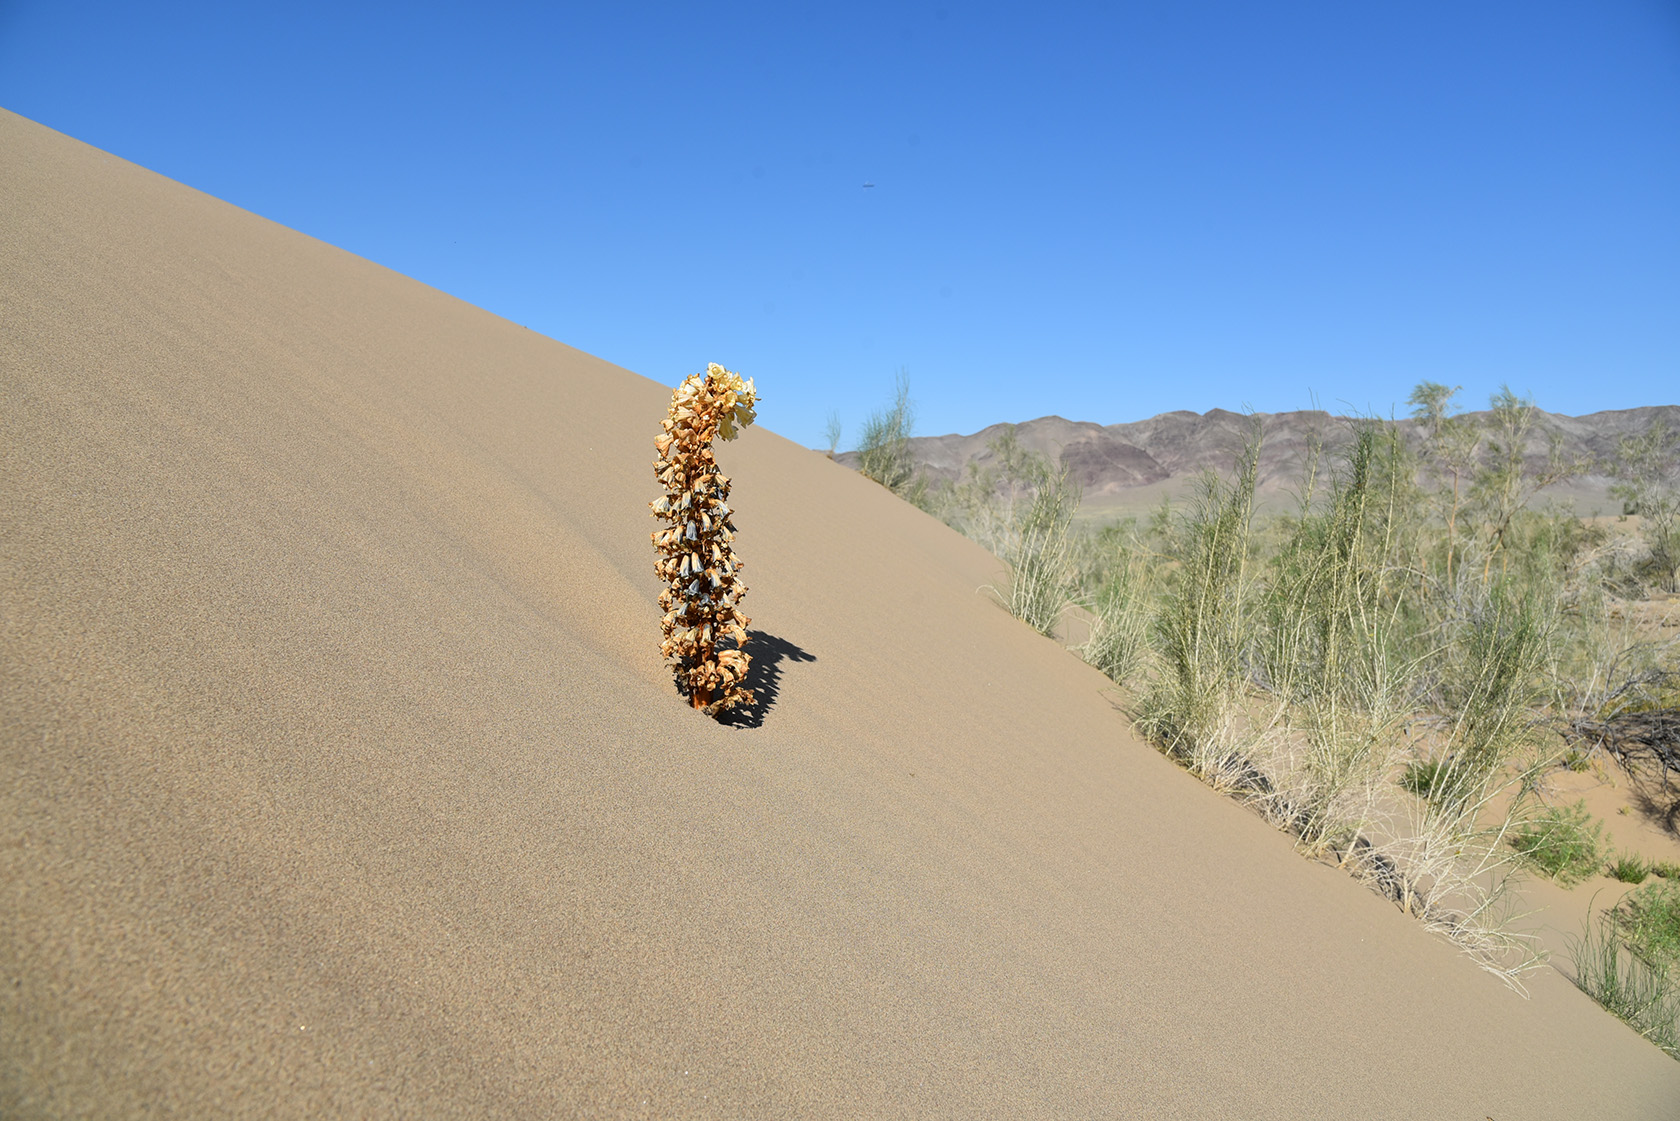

{"left": 1616, "top": 879, "right": 1680, "bottom": 978}
{"left": 847, "top": 376, "right": 1680, "bottom": 997}
{"left": 1571, "top": 915, "right": 1680, "bottom": 1059}
{"left": 1509, "top": 801, "right": 1605, "bottom": 886}
{"left": 1609, "top": 852, "right": 1652, "bottom": 885}
{"left": 1400, "top": 759, "right": 1450, "bottom": 802}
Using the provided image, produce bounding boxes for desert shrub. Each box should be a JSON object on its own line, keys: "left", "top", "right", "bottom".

{"left": 1425, "top": 585, "right": 1555, "bottom": 814}
{"left": 1653, "top": 861, "right": 1680, "bottom": 881}
{"left": 1080, "top": 537, "right": 1153, "bottom": 686}
{"left": 1003, "top": 465, "right": 1080, "bottom": 636}
{"left": 1255, "top": 425, "right": 1413, "bottom": 701}
{"left": 1251, "top": 425, "right": 1420, "bottom": 849}
{"left": 822, "top": 411, "right": 843, "bottom": 459}
{"left": 1610, "top": 853, "right": 1652, "bottom": 885}
{"left": 1408, "top": 381, "right": 1481, "bottom": 586}
{"left": 929, "top": 426, "right": 1051, "bottom": 552}
{"left": 857, "top": 371, "right": 920, "bottom": 499}
{"left": 1616, "top": 879, "right": 1680, "bottom": 976}
{"left": 1471, "top": 386, "right": 1588, "bottom": 582}
{"left": 907, "top": 380, "right": 1654, "bottom": 985}
{"left": 1401, "top": 759, "right": 1451, "bottom": 801}
{"left": 1570, "top": 914, "right": 1680, "bottom": 1059}
{"left": 1509, "top": 800, "right": 1604, "bottom": 885}
{"left": 1610, "top": 419, "right": 1680, "bottom": 593}
{"left": 932, "top": 427, "right": 1082, "bottom": 636}
{"left": 1137, "top": 430, "right": 1259, "bottom": 765}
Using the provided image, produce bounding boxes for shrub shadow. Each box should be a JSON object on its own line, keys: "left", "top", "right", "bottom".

{"left": 717, "top": 631, "right": 816, "bottom": 728}
{"left": 1628, "top": 771, "right": 1680, "bottom": 838}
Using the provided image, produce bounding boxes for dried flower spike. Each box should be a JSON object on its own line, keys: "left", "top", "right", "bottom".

{"left": 651, "top": 363, "right": 759, "bottom": 714}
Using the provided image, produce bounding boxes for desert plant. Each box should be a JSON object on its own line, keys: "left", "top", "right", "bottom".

{"left": 1509, "top": 799, "right": 1604, "bottom": 885}
{"left": 929, "top": 426, "right": 1051, "bottom": 555}
{"left": 1560, "top": 747, "right": 1594, "bottom": 772}
{"left": 1002, "top": 464, "right": 1080, "bottom": 636}
{"left": 1472, "top": 386, "right": 1587, "bottom": 581}
{"left": 1424, "top": 585, "right": 1556, "bottom": 814}
{"left": 1372, "top": 797, "right": 1544, "bottom": 987}
{"left": 1610, "top": 419, "right": 1680, "bottom": 592}
{"left": 1252, "top": 426, "right": 1420, "bottom": 850}
{"left": 1570, "top": 912, "right": 1680, "bottom": 1058}
{"left": 1616, "top": 879, "right": 1680, "bottom": 976}
{"left": 822, "top": 411, "right": 843, "bottom": 459}
{"left": 1401, "top": 759, "right": 1452, "bottom": 802}
{"left": 1654, "top": 861, "right": 1680, "bottom": 880}
{"left": 1138, "top": 429, "right": 1260, "bottom": 765}
{"left": 1409, "top": 381, "right": 1482, "bottom": 585}
{"left": 651, "top": 363, "right": 760, "bottom": 714}
{"left": 910, "top": 386, "right": 1664, "bottom": 983}
{"left": 1610, "top": 853, "right": 1652, "bottom": 885}
{"left": 931, "top": 427, "right": 1082, "bottom": 636}
{"left": 1080, "top": 534, "right": 1154, "bottom": 686}
{"left": 857, "top": 370, "right": 919, "bottom": 497}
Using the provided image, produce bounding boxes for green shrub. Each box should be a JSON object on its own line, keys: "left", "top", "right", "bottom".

{"left": 1652, "top": 861, "right": 1680, "bottom": 881}
{"left": 1561, "top": 747, "right": 1593, "bottom": 772}
{"left": 1004, "top": 466, "right": 1080, "bottom": 637}
{"left": 857, "top": 370, "right": 920, "bottom": 499}
{"left": 1138, "top": 431, "right": 1259, "bottom": 761}
{"left": 1400, "top": 759, "right": 1450, "bottom": 802}
{"left": 1617, "top": 879, "right": 1680, "bottom": 977}
{"left": 1570, "top": 914, "right": 1680, "bottom": 1059}
{"left": 1610, "top": 852, "right": 1652, "bottom": 885}
{"left": 1080, "top": 555, "right": 1151, "bottom": 685}
{"left": 1431, "top": 586, "right": 1555, "bottom": 812}
{"left": 1509, "top": 800, "right": 1604, "bottom": 885}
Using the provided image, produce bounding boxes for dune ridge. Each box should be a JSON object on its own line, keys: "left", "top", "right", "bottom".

{"left": 4, "top": 108, "right": 1678, "bottom": 1118}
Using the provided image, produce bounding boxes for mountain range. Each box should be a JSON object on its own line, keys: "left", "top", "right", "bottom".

{"left": 840, "top": 405, "right": 1680, "bottom": 517}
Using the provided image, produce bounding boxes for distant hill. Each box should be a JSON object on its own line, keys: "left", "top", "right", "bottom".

{"left": 837, "top": 405, "right": 1680, "bottom": 519}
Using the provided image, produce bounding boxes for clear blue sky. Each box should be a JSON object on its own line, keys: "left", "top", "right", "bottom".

{"left": 3, "top": 1, "right": 1676, "bottom": 448}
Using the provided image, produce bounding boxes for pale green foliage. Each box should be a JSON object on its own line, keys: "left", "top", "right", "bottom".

{"left": 857, "top": 371, "right": 920, "bottom": 498}
{"left": 1137, "top": 428, "right": 1259, "bottom": 764}
{"left": 1571, "top": 913, "right": 1680, "bottom": 1058}
{"left": 1409, "top": 381, "right": 1480, "bottom": 584}
{"left": 1472, "top": 386, "right": 1587, "bottom": 580}
{"left": 1427, "top": 586, "right": 1556, "bottom": 814}
{"left": 1509, "top": 800, "right": 1604, "bottom": 885}
{"left": 1616, "top": 879, "right": 1680, "bottom": 977}
{"left": 822, "top": 410, "right": 843, "bottom": 458}
{"left": 910, "top": 380, "right": 1665, "bottom": 988}
{"left": 1611, "top": 419, "right": 1680, "bottom": 592}
{"left": 1080, "top": 525, "right": 1155, "bottom": 686}
{"left": 929, "top": 427, "right": 1049, "bottom": 551}
{"left": 1254, "top": 425, "right": 1419, "bottom": 849}
{"left": 1610, "top": 853, "right": 1652, "bottom": 885}
{"left": 1005, "top": 466, "right": 1080, "bottom": 636}
{"left": 924, "top": 426, "right": 1080, "bottom": 636}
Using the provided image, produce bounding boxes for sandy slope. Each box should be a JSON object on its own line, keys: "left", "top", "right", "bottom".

{"left": 3, "top": 108, "right": 1677, "bottom": 1119}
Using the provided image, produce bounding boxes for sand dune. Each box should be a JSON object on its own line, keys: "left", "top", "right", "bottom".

{"left": 3, "top": 108, "right": 1677, "bottom": 1118}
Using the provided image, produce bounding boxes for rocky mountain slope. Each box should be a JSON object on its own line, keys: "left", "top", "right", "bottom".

{"left": 841, "top": 405, "right": 1680, "bottom": 517}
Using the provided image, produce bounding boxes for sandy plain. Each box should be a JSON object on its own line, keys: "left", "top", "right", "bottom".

{"left": 3, "top": 108, "right": 1679, "bottom": 1118}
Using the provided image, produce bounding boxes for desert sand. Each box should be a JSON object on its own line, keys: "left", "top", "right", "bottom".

{"left": 3, "top": 108, "right": 1678, "bottom": 1118}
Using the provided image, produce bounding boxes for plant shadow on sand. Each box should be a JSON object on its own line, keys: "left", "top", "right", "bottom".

{"left": 717, "top": 632, "right": 815, "bottom": 729}
{"left": 1629, "top": 773, "right": 1680, "bottom": 838}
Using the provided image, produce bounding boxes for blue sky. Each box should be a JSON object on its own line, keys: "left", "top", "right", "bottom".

{"left": 3, "top": 1, "right": 1676, "bottom": 448}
